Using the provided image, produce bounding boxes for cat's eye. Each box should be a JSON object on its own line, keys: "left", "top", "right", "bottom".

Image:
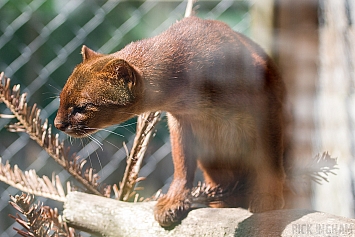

{"left": 72, "top": 103, "right": 93, "bottom": 114}
{"left": 72, "top": 105, "right": 86, "bottom": 115}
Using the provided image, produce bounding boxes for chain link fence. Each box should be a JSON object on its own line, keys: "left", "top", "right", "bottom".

{"left": 0, "top": 1, "right": 253, "bottom": 235}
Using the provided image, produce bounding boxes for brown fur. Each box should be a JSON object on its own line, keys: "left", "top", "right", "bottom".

{"left": 55, "top": 16, "right": 286, "bottom": 227}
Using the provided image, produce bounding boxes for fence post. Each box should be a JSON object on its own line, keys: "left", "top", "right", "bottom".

{"left": 314, "top": 0, "right": 355, "bottom": 217}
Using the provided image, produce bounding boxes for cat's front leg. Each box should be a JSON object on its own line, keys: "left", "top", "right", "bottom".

{"left": 154, "top": 114, "right": 197, "bottom": 227}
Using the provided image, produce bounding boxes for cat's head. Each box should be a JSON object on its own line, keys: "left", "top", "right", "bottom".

{"left": 54, "top": 45, "right": 141, "bottom": 137}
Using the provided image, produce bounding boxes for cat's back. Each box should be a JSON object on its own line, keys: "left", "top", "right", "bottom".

{"left": 166, "top": 17, "right": 279, "bottom": 91}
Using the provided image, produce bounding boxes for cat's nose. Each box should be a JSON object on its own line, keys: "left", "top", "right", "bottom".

{"left": 54, "top": 117, "right": 68, "bottom": 131}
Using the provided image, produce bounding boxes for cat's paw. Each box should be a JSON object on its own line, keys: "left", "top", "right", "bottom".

{"left": 154, "top": 195, "right": 191, "bottom": 227}
{"left": 248, "top": 193, "right": 284, "bottom": 213}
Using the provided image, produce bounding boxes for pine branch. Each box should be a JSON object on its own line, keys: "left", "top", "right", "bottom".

{"left": 9, "top": 193, "right": 80, "bottom": 237}
{"left": 118, "top": 111, "right": 161, "bottom": 201}
{"left": 0, "top": 157, "right": 67, "bottom": 202}
{"left": 0, "top": 72, "right": 104, "bottom": 196}
{"left": 286, "top": 151, "right": 338, "bottom": 193}
{"left": 309, "top": 152, "right": 338, "bottom": 183}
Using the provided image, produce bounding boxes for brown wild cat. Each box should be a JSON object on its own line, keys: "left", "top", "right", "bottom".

{"left": 55, "top": 16, "right": 285, "bottom": 227}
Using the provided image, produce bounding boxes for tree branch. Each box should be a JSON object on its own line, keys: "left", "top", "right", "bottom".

{"left": 64, "top": 191, "right": 355, "bottom": 237}
{"left": 0, "top": 158, "right": 67, "bottom": 202}
{"left": 118, "top": 111, "right": 161, "bottom": 201}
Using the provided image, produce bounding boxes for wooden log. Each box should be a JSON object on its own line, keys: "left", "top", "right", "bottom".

{"left": 64, "top": 191, "right": 355, "bottom": 237}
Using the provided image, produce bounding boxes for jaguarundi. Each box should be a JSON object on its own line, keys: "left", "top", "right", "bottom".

{"left": 55, "top": 16, "right": 286, "bottom": 227}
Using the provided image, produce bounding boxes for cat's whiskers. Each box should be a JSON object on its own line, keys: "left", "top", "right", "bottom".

{"left": 86, "top": 127, "right": 125, "bottom": 138}
{"left": 85, "top": 132, "right": 104, "bottom": 151}
{"left": 69, "top": 136, "right": 74, "bottom": 145}
{"left": 93, "top": 132, "right": 122, "bottom": 150}
{"left": 80, "top": 137, "right": 92, "bottom": 165}
{"left": 43, "top": 84, "right": 61, "bottom": 101}
{"left": 47, "top": 83, "right": 62, "bottom": 93}
{"left": 47, "top": 95, "right": 60, "bottom": 100}
{"left": 102, "top": 139, "right": 121, "bottom": 150}
{"left": 78, "top": 137, "right": 100, "bottom": 178}
{"left": 93, "top": 148, "right": 103, "bottom": 174}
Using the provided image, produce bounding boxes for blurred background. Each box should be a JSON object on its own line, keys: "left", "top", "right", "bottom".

{"left": 0, "top": 0, "right": 354, "bottom": 236}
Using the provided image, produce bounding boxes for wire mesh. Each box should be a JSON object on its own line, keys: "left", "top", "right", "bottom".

{"left": 0, "top": 0, "right": 253, "bottom": 235}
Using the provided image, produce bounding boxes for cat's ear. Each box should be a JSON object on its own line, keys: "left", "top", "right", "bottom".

{"left": 104, "top": 59, "right": 138, "bottom": 89}
{"left": 81, "top": 45, "right": 102, "bottom": 62}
